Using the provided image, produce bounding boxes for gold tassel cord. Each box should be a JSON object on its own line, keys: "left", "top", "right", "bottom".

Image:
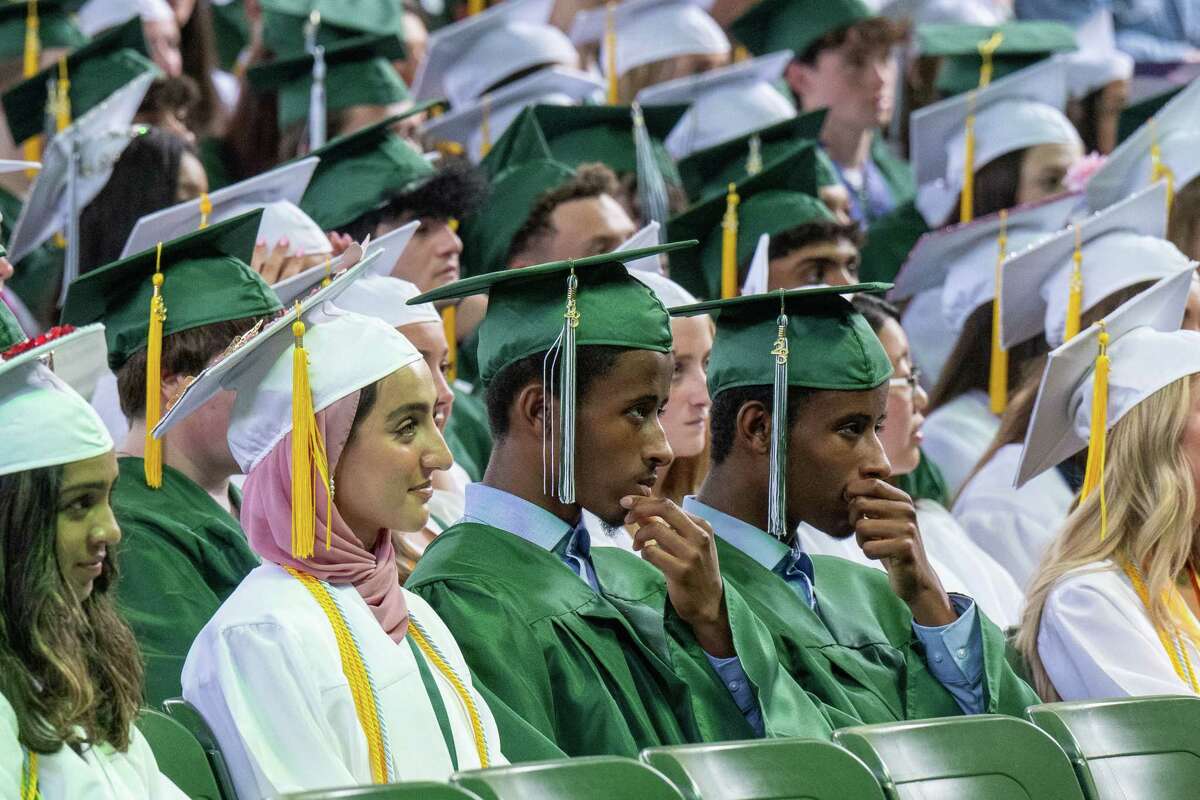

{"left": 1079, "top": 324, "right": 1109, "bottom": 540}
{"left": 22, "top": 0, "right": 41, "bottom": 171}
{"left": 442, "top": 305, "right": 457, "bottom": 383}
{"left": 720, "top": 183, "right": 740, "bottom": 299}
{"left": 54, "top": 55, "right": 69, "bottom": 132}
{"left": 1121, "top": 558, "right": 1200, "bottom": 692}
{"left": 604, "top": 1, "right": 619, "bottom": 105}
{"left": 408, "top": 618, "right": 491, "bottom": 767}
{"left": 988, "top": 210, "right": 1009, "bottom": 414}
{"left": 1064, "top": 224, "right": 1084, "bottom": 342}
{"left": 1149, "top": 117, "right": 1176, "bottom": 217}
{"left": 198, "top": 192, "right": 212, "bottom": 229}
{"left": 290, "top": 305, "right": 334, "bottom": 559}
{"left": 143, "top": 243, "right": 166, "bottom": 489}
{"left": 958, "top": 32, "right": 1004, "bottom": 225}
{"left": 321, "top": 255, "right": 333, "bottom": 288}
{"left": 478, "top": 93, "right": 492, "bottom": 158}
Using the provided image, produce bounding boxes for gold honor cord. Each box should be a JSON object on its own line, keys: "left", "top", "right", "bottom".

{"left": 988, "top": 209, "right": 1009, "bottom": 414}
{"left": 407, "top": 619, "right": 491, "bottom": 768}
{"left": 20, "top": 750, "right": 38, "bottom": 800}
{"left": 467, "top": 0, "right": 485, "bottom": 14}
{"left": 1121, "top": 558, "right": 1200, "bottom": 692}
{"left": 198, "top": 193, "right": 212, "bottom": 229}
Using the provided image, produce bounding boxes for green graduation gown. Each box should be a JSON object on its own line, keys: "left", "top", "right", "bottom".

{"left": 870, "top": 133, "right": 916, "bottom": 212}
{"left": 112, "top": 457, "right": 259, "bottom": 707}
{"left": 714, "top": 538, "right": 1039, "bottom": 726}
{"left": 407, "top": 522, "right": 836, "bottom": 761}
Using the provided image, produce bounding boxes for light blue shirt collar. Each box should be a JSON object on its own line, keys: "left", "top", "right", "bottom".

{"left": 682, "top": 496, "right": 791, "bottom": 572}
{"left": 462, "top": 483, "right": 574, "bottom": 552}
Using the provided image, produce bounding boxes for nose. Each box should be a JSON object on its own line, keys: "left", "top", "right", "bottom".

{"left": 913, "top": 381, "right": 929, "bottom": 414}
{"left": 861, "top": 431, "right": 891, "bottom": 481}
{"left": 435, "top": 222, "right": 463, "bottom": 257}
{"left": 91, "top": 507, "right": 122, "bottom": 548}
{"left": 646, "top": 416, "right": 674, "bottom": 471}
{"left": 422, "top": 425, "right": 454, "bottom": 473}
{"left": 434, "top": 370, "right": 455, "bottom": 429}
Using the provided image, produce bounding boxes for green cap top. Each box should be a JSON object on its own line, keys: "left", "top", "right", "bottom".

{"left": 245, "top": 33, "right": 409, "bottom": 130}
{"left": 919, "top": 21, "right": 1077, "bottom": 97}
{"left": 260, "top": 0, "right": 403, "bottom": 56}
{"left": 0, "top": 0, "right": 87, "bottom": 61}
{"left": 412, "top": 241, "right": 693, "bottom": 384}
{"left": 671, "top": 283, "right": 892, "bottom": 396}
{"left": 666, "top": 142, "right": 833, "bottom": 299}
{"left": 297, "top": 106, "right": 437, "bottom": 231}
{"left": 2, "top": 18, "right": 151, "bottom": 143}
{"left": 730, "top": 0, "right": 871, "bottom": 59}
{"left": 60, "top": 211, "right": 283, "bottom": 370}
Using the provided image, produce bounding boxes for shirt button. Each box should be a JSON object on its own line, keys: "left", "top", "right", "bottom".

{"left": 729, "top": 681, "right": 741, "bottom": 691}
{"left": 956, "top": 647, "right": 968, "bottom": 660}
{"left": 933, "top": 654, "right": 943, "bottom": 664}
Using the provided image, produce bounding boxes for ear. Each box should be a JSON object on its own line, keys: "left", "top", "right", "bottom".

{"left": 736, "top": 400, "right": 772, "bottom": 458}
{"left": 511, "top": 379, "right": 553, "bottom": 441}
{"left": 160, "top": 372, "right": 194, "bottom": 411}
{"left": 784, "top": 60, "right": 810, "bottom": 102}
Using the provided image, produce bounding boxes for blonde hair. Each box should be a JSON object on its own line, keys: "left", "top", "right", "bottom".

{"left": 1018, "top": 374, "right": 1199, "bottom": 700}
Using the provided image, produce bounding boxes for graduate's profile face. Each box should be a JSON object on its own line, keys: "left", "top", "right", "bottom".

{"left": 576, "top": 350, "right": 674, "bottom": 526}
{"left": 786, "top": 385, "right": 890, "bottom": 538}
{"left": 768, "top": 237, "right": 860, "bottom": 290}
{"left": 55, "top": 451, "right": 121, "bottom": 602}
{"left": 876, "top": 318, "right": 926, "bottom": 476}
{"left": 788, "top": 38, "right": 897, "bottom": 129}
{"left": 387, "top": 217, "right": 463, "bottom": 293}
{"left": 543, "top": 195, "right": 638, "bottom": 261}
{"left": 663, "top": 316, "right": 713, "bottom": 461}
{"left": 398, "top": 320, "right": 454, "bottom": 431}
{"left": 1015, "top": 141, "right": 1083, "bottom": 205}
{"left": 175, "top": 151, "right": 209, "bottom": 204}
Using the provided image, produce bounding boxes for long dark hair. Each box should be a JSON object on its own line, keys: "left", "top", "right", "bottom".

{"left": 0, "top": 466, "right": 143, "bottom": 753}
{"left": 940, "top": 149, "right": 1026, "bottom": 228}
{"left": 179, "top": 0, "right": 225, "bottom": 137}
{"left": 927, "top": 301, "right": 1046, "bottom": 412}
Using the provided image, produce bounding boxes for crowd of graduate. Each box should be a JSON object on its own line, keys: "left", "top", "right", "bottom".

{"left": 4, "top": 0, "right": 1200, "bottom": 796}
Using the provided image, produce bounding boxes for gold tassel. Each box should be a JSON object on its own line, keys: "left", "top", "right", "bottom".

{"left": 1064, "top": 224, "right": 1084, "bottom": 342}
{"left": 467, "top": 0, "right": 485, "bottom": 14}
{"left": 959, "top": 32, "right": 1004, "bottom": 226}
{"left": 442, "top": 305, "right": 457, "bottom": 383}
{"left": 321, "top": 255, "right": 332, "bottom": 287}
{"left": 746, "top": 134, "right": 763, "bottom": 177}
{"left": 733, "top": 45, "right": 749, "bottom": 63}
{"left": 1080, "top": 323, "right": 1110, "bottom": 539}
{"left": 604, "top": 1, "right": 619, "bottom": 105}
{"left": 1149, "top": 117, "right": 1176, "bottom": 218}
{"left": 198, "top": 192, "right": 212, "bottom": 229}
{"left": 143, "top": 243, "right": 167, "bottom": 489}
{"left": 290, "top": 304, "right": 333, "bottom": 559}
{"left": 720, "top": 183, "right": 740, "bottom": 299}
{"left": 988, "top": 209, "right": 1009, "bottom": 414}
{"left": 22, "top": 0, "right": 40, "bottom": 172}
{"left": 54, "top": 55, "right": 69, "bottom": 132}
{"left": 479, "top": 93, "right": 492, "bottom": 158}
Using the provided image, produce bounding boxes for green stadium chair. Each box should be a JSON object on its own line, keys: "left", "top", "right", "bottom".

{"left": 162, "top": 698, "right": 238, "bottom": 800}
{"left": 281, "top": 782, "right": 482, "bottom": 799}
{"left": 453, "top": 756, "right": 684, "bottom": 800}
{"left": 641, "top": 738, "right": 886, "bottom": 800}
{"left": 136, "top": 708, "right": 223, "bottom": 800}
{"left": 833, "top": 715, "right": 1086, "bottom": 800}
{"left": 1026, "top": 694, "right": 1200, "bottom": 800}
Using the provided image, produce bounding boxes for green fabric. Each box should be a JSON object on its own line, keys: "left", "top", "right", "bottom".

{"left": 210, "top": 0, "right": 249, "bottom": 71}
{"left": 869, "top": 132, "right": 916, "bottom": 210}
{"left": 0, "top": 300, "right": 23, "bottom": 349}
{"left": 112, "top": 457, "right": 260, "bottom": 708}
{"left": 261, "top": 0, "right": 403, "bottom": 55}
{"left": 674, "top": 284, "right": 893, "bottom": 394}
{"left": 60, "top": 211, "right": 281, "bottom": 370}
{"left": 1118, "top": 87, "right": 1182, "bottom": 146}
{"left": 667, "top": 143, "right": 831, "bottom": 300}
{"left": 196, "top": 136, "right": 234, "bottom": 192}
{"left": 896, "top": 449, "right": 951, "bottom": 507}
{"left": 1, "top": 186, "right": 63, "bottom": 329}
{"left": 730, "top": 0, "right": 872, "bottom": 59}
{"left": 406, "top": 634, "right": 458, "bottom": 770}
{"left": 858, "top": 199, "right": 929, "bottom": 283}
{"left": 2, "top": 19, "right": 153, "bottom": 143}
{"left": 917, "top": 21, "right": 1077, "bottom": 98}
{"left": 298, "top": 108, "right": 435, "bottom": 231}
{"left": 443, "top": 382, "right": 491, "bottom": 482}
{"left": 714, "top": 540, "right": 1041, "bottom": 726}
{"left": 0, "top": 0, "right": 87, "bottom": 61}
{"left": 407, "top": 522, "right": 836, "bottom": 760}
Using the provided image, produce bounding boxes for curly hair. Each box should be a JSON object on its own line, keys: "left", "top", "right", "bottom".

{"left": 506, "top": 163, "right": 620, "bottom": 266}
{"left": 341, "top": 160, "right": 488, "bottom": 242}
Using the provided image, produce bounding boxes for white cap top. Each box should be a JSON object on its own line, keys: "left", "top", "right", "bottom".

{"left": 336, "top": 276, "right": 442, "bottom": 329}
{"left": 618, "top": 223, "right": 698, "bottom": 307}
{"left": 1061, "top": 10, "right": 1133, "bottom": 100}
{"left": 77, "top": 0, "right": 172, "bottom": 36}
{"left": 740, "top": 233, "right": 771, "bottom": 296}
{"left": 570, "top": 0, "right": 728, "bottom": 79}
{"left": 1017, "top": 268, "right": 1200, "bottom": 487}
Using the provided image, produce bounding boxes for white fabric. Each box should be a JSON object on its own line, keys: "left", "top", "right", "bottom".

{"left": 77, "top": 0, "right": 172, "bottom": 35}
{"left": 0, "top": 363, "right": 113, "bottom": 477}
{"left": 89, "top": 369, "right": 132, "bottom": 443}
{"left": 445, "top": 22, "right": 578, "bottom": 107}
{"left": 663, "top": 82, "right": 795, "bottom": 160}
{"left": 0, "top": 694, "right": 186, "bottom": 800}
{"left": 182, "top": 564, "right": 505, "bottom": 800}
{"left": 920, "top": 389, "right": 998, "bottom": 496}
{"left": 740, "top": 234, "right": 771, "bottom": 296}
{"left": 953, "top": 443, "right": 1075, "bottom": 590}
{"left": 1062, "top": 12, "right": 1133, "bottom": 100}
{"left": 1039, "top": 560, "right": 1200, "bottom": 700}
{"left": 335, "top": 276, "right": 442, "bottom": 330}
{"left": 580, "top": 2, "right": 729, "bottom": 77}
{"left": 901, "top": 288, "right": 956, "bottom": 391}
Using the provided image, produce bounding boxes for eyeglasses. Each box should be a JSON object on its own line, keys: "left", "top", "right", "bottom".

{"left": 888, "top": 368, "right": 921, "bottom": 393}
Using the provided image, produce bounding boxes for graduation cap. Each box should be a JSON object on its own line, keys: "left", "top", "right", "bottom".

{"left": 1086, "top": 76, "right": 1200, "bottom": 215}
{"left": 637, "top": 51, "right": 797, "bottom": 160}
{"left": 259, "top": 0, "right": 405, "bottom": 56}
{"left": 332, "top": 224, "right": 441, "bottom": 328}
{"left": 729, "top": 0, "right": 873, "bottom": 60}
{"left": 614, "top": 222, "right": 700, "bottom": 306}
{"left": 666, "top": 141, "right": 831, "bottom": 300}
{"left": 917, "top": 20, "right": 1077, "bottom": 98}
{"left": 671, "top": 283, "right": 892, "bottom": 536}
{"left": 411, "top": 0, "right": 578, "bottom": 109}
{"left": 1115, "top": 86, "right": 1181, "bottom": 148}
{"left": 271, "top": 220, "right": 419, "bottom": 307}
{"left": 1016, "top": 270, "right": 1200, "bottom": 541}
{"left": 0, "top": 301, "right": 108, "bottom": 398}
{"left": 1058, "top": 9, "right": 1132, "bottom": 102}
{"left": 412, "top": 240, "right": 692, "bottom": 502}
{"left": 0, "top": 0, "right": 87, "bottom": 63}
{"left": 75, "top": 0, "right": 170, "bottom": 36}
{"left": 121, "top": 157, "right": 326, "bottom": 259}
{"left": 0, "top": 158, "right": 40, "bottom": 256}
{"left": 1001, "top": 182, "right": 1192, "bottom": 352}
{"left": 420, "top": 67, "right": 604, "bottom": 164}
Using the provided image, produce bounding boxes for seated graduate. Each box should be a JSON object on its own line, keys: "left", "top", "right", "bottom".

{"left": 0, "top": 322, "right": 186, "bottom": 799}
{"left": 674, "top": 284, "right": 1038, "bottom": 727}
{"left": 171, "top": 262, "right": 503, "bottom": 799}
{"left": 1017, "top": 270, "right": 1200, "bottom": 701}
{"left": 406, "top": 242, "right": 837, "bottom": 761}
{"left": 59, "top": 212, "right": 284, "bottom": 708}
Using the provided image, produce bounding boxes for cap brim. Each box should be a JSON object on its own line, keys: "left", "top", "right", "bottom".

{"left": 271, "top": 239, "right": 371, "bottom": 306}
{"left": 636, "top": 50, "right": 793, "bottom": 106}
{"left": 364, "top": 219, "right": 420, "bottom": 277}
{"left": 669, "top": 282, "right": 892, "bottom": 317}
{"left": 0, "top": 322, "right": 108, "bottom": 398}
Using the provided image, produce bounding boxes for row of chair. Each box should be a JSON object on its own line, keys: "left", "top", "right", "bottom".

{"left": 138, "top": 694, "right": 1200, "bottom": 800}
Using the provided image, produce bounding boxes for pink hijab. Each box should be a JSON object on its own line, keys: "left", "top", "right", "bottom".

{"left": 241, "top": 390, "right": 409, "bottom": 642}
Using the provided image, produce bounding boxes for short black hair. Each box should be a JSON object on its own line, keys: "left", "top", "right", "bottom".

{"left": 765, "top": 219, "right": 863, "bottom": 263}
{"left": 341, "top": 159, "right": 487, "bottom": 241}
{"left": 485, "top": 345, "right": 626, "bottom": 438}
{"left": 851, "top": 292, "right": 900, "bottom": 334}
{"left": 710, "top": 385, "right": 814, "bottom": 464}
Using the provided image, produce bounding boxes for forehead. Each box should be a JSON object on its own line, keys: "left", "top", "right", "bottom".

{"left": 398, "top": 320, "right": 447, "bottom": 353}
{"left": 61, "top": 450, "right": 118, "bottom": 486}
{"left": 376, "top": 361, "right": 436, "bottom": 409}
{"left": 604, "top": 349, "right": 674, "bottom": 390}
{"left": 802, "top": 384, "right": 889, "bottom": 418}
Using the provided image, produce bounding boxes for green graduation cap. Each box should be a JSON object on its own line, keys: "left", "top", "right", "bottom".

{"left": 919, "top": 21, "right": 1077, "bottom": 98}
{"left": 730, "top": 0, "right": 872, "bottom": 59}
{"left": 1, "top": 17, "right": 149, "bottom": 144}
{"left": 672, "top": 282, "right": 892, "bottom": 537}
{"left": 666, "top": 141, "right": 832, "bottom": 300}
{"left": 297, "top": 105, "right": 438, "bottom": 231}
{"left": 260, "top": 0, "right": 404, "bottom": 56}
{"left": 412, "top": 239, "right": 693, "bottom": 503}
{"left": 0, "top": 0, "right": 87, "bottom": 62}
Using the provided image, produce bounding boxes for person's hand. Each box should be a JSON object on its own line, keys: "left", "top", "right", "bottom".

{"left": 327, "top": 231, "right": 356, "bottom": 256}
{"left": 625, "top": 495, "right": 733, "bottom": 657}
{"left": 847, "top": 478, "right": 955, "bottom": 626}
{"left": 250, "top": 239, "right": 326, "bottom": 284}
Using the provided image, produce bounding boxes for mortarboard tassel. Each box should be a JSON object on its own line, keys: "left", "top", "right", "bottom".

{"left": 1149, "top": 117, "right": 1176, "bottom": 218}
{"left": 467, "top": 0, "right": 485, "bottom": 14}
{"left": 22, "top": 0, "right": 41, "bottom": 172}
{"left": 1079, "top": 322, "right": 1109, "bottom": 539}
{"left": 305, "top": 11, "right": 326, "bottom": 151}
{"left": 1064, "top": 224, "right": 1084, "bottom": 342}
{"left": 632, "top": 102, "right": 669, "bottom": 231}
{"left": 442, "top": 305, "right": 458, "bottom": 383}
{"left": 198, "top": 192, "right": 212, "bottom": 229}
{"left": 604, "top": 1, "right": 619, "bottom": 105}
{"left": 558, "top": 270, "right": 580, "bottom": 502}
{"left": 768, "top": 295, "right": 789, "bottom": 540}
{"left": 746, "top": 134, "right": 763, "bottom": 177}
{"left": 720, "top": 183, "right": 740, "bottom": 298}
{"left": 290, "top": 303, "right": 334, "bottom": 558}
{"left": 959, "top": 32, "right": 1004, "bottom": 225}
{"left": 143, "top": 243, "right": 167, "bottom": 489}
{"left": 988, "top": 209, "right": 1009, "bottom": 414}
{"left": 479, "top": 93, "right": 493, "bottom": 158}
{"left": 20, "top": 749, "right": 36, "bottom": 800}
{"left": 321, "top": 254, "right": 332, "bottom": 287}
{"left": 54, "top": 55, "right": 70, "bottom": 132}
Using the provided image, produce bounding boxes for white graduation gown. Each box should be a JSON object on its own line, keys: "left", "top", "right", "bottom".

{"left": 920, "top": 390, "right": 999, "bottom": 497}
{"left": 953, "top": 443, "right": 1075, "bottom": 589}
{"left": 182, "top": 564, "right": 505, "bottom": 800}
{"left": 1, "top": 696, "right": 186, "bottom": 800}
{"left": 1039, "top": 561, "right": 1200, "bottom": 701}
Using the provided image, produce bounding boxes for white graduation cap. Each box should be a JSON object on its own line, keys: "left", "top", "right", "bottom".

{"left": 740, "top": 233, "right": 771, "bottom": 296}
{"left": 1016, "top": 268, "right": 1200, "bottom": 488}
{"left": 324, "top": 221, "right": 443, "bottom": 328}
{"left": 569, "top": 0, "right": 728, "bottom": 79}
{"left": 411, "top": 0, "right": 578, "bottom": 108}
{"left": 619, "top": 222, "right": 700, "bottom": 306}
{"left": 637, "top": 51, "right": 796, "bottom": 160}
{"left": 1001, "top": 182, "right": 1192, "bottom": 350}
{"left": 1085, "top": 75, "right": 1200, "bottom": 213}
{"left": 1061, "top": 9, "right": 1133, "bottom": 101}
{"left": 0, "top": 320, "right": 110, "bottom": 403}
{"left": 77, "top": 0, "right": 172, "bottom": 36}
{"left": 419, "top": 67, "right": 604, "bottom": 164}
{"left": 910, "top": 58, "right": 1080, "bottom": 194}
{"left": 270, "top": 237, "right": 371, "bottom": 307}
{"left": 121, "top": 158, "right": 328, "bottom": 259}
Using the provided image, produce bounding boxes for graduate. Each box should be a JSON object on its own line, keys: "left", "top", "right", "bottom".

{"left": 171, "top": 260, "right": 504, "bottom": 798}
{"left": 0, "top": 324, "right": 186, "bottom": 799}
{"left": 406, "top": 242, "right": 839, "bottom": 760}
{"left": 672, "top": 284, "right": 1039, "bottom": 726}
{"left": 1016, "top": 269, "right": 1200, "bottom": 701}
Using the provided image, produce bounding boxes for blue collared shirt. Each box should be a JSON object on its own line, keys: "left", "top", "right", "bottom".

{"left": 683, "top": 497, "right": 986, "bottom": 715}
{"left": 462, "top": 484, "right": 764, "bottom": 734}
